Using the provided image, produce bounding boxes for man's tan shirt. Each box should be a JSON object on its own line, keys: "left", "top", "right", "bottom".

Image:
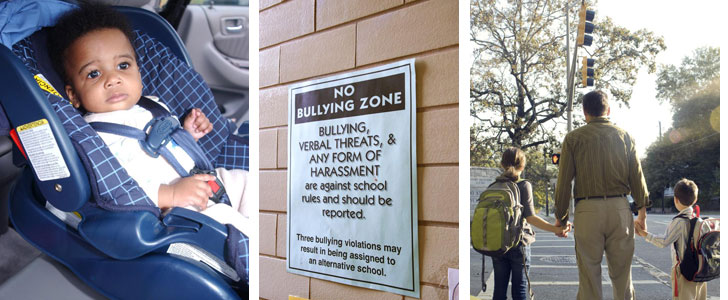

{"left": 555, "top": 116, "right": 650, "bottom": 223}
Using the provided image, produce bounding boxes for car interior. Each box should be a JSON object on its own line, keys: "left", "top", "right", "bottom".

{"left": 0, "top": 0, "right": 250, "bottom": 299}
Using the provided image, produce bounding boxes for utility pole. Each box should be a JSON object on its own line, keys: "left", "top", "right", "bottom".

{"left": 565, "top": 0, "right": 595, "bottom": 220}
{"left": 565, "top": 4, "right": 571, "bottom": 133}
{"left": 565, "top": 4, "right": 574, "bottom": 133}
{"left": 565, "top": 2, "right": 579, "bottom": 218}
{"left": 659, "top": 120, "right": 664, "bottom": 212}
{"left": 544, "top": 148, "right": 549, "bottom": 216}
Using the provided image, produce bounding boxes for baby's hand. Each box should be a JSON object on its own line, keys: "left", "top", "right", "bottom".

{"left": 169, "top": 174, "right": 216, "bottom": 210}
{"left": 183, "top": 108, "right": 213, "bottom": 141}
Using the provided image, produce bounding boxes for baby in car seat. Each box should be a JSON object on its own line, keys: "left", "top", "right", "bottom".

{"left": 47, "top": 3, "right": 250, "bottom": 235}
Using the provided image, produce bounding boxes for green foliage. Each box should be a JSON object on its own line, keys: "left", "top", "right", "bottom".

{"left": 656, "top": 47, "right": 720, "bottom": 104}
{"left": 470, "top": 0, "right": 665, "bottom": 163}
{"left": 643, "top": 74, "right": 720, "bottom": 210}
{"left": 522, "top": 147, "right": 558, "bottom": 209}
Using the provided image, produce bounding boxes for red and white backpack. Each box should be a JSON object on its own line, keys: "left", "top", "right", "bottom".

{"left": 674, "top": 205, "right": 720, "bottom": 282}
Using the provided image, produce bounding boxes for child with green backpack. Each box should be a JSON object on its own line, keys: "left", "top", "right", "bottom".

{"left": 472, "top": 147, "right": 570, "bottom": 300}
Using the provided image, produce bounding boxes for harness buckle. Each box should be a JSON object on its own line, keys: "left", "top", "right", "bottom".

{"left": 141, "top": 116, "right": 180, "bottom": 158}
{"left": 189, "top": 167, "right": 227, "bottom": 204}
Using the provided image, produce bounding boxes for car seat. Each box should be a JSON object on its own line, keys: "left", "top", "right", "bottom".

{"left": 0, "top": 1, "right": 249, "bottom": 299}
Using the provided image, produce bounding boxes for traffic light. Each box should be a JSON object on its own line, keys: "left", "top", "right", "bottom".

{"left": 577, "top": 3, "right": 595, "bottom": 46}
{"left": 551, "top": 153, "right": 560, "bottom": 164}
{"left": 581, "top": 57, "right": 595, "bottom": 87}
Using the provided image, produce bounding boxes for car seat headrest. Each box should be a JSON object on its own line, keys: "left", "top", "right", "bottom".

{"left": 0, "top": 0, "right": 76, "bottom": 49}
{"left": 29, "top": 29, "right": 69, "bottom": 100}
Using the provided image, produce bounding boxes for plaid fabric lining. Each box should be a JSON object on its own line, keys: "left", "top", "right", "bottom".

{"left": 225, "top": 224, "right": 249, "bottom": 285}
{"left": 133, "top": 32, "right": 249, "bottom": 171}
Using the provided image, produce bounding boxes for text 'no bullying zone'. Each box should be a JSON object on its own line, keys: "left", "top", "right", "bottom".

{"left": 294, "top": 73, "right": 406, "bottom": 124}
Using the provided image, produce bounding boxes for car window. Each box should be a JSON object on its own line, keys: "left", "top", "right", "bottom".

{"left": 157, "top": 0, "right": 249, "bottom": 10}
{"left": 189, "top": 0, "right": 249, "bottom": 6}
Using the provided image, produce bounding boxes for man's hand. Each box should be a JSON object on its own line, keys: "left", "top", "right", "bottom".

{"left": 183, "top": 108, "right": 213, "bottom": 141}
{"left": 554, "top": 219, "right": 572, "bottom": 238}
{"left": 634, "top": 220, "right": 648, "bottom": 237}
{"left": 166, "top": 174, "right": 215, "bottom": 210}
{"left": 635, "top": 206, "right": 647, "bottom": 234}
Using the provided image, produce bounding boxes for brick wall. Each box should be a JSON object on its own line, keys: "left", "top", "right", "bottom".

{"left": 259, "top": 0, "right": 458, "bottom": 299}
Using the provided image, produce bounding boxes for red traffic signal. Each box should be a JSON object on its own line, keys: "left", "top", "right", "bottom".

{"left": 551, "top": 153, "right": 560, "bottom": 164}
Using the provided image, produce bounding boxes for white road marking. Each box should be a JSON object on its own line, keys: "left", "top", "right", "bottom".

{"left": 632, "top": 255, "right": 671, "bottom": 287}
{"left": 529, "top": 264, "right": 640, "bottom": 268}
{"left": 529, "top": 280, "right": 663, "bottom": 286}
{"left": 530, "top": 245, "right": 574, "bottom": 248}
{"left": 532, "top": 239, "right": 576, "bottom": 242}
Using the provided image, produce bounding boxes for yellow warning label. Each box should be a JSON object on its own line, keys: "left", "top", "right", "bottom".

{"left": 16, "top": 119, "right": 49, "bottom": 132}
{"left": 34, "top": 74, "right": 62, "bottom": 98}
{"left": 16, "top": 118, "right": 70, "bottom": 181}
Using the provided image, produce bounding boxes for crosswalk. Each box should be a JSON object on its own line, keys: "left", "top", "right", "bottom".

{"left": 474, "top": 229, "right": 719, "bottom": 299}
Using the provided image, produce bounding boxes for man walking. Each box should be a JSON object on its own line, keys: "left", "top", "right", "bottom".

{"left": 554, "top": 90, "right": 650, "bottom": 300}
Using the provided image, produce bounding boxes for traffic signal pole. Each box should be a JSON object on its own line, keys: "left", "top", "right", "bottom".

{"left": 565, "top": 1, "right": 593, "bottom": 219}
{"left": 565, "top": 3, "right": 573, "bottom": 133}
{"left": 567, "top": 39, "right": 579, "bottom": 133}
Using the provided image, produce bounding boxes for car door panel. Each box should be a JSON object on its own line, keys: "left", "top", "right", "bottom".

{"left": 178, "top": 5, "right": 249, "bottom": 92}
{"left": 177, "top": 4, "right": 248, "bottom": 126}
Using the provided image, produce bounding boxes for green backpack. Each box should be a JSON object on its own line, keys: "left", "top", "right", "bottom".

{"left": 471, "top": 178, "right": 525, "bottom": 256}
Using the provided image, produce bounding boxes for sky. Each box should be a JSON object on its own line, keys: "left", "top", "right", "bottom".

{"left": 596, "top": 0, "right": 722, "bottom": 157}
{"left": 470, "top": 0, "right": 722, "bottom": 158}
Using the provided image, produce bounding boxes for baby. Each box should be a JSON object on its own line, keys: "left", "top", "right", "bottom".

{"left": 48, "top": 3, "right": 249, "bottom": 234}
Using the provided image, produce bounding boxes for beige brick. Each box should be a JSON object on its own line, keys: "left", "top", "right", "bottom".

{"left": 260, "top": 86, "right": 289, "bottom": 129}
{"left": 280, "top": 24, "right": 356, "bottom": 83}
{"left": 260, "top": 46, "right": 280, "bottom": 88}
{"left": 357, "top": 0, "right": 458, "bottom": 66}
{"left": 418, "top": 166, "right": 458, "bottom": 223}
{"left": 416, "top": 49, "right": 458, "bottom": 108}
{"left": 277, "top": 127, "right": 289, "bottom": 168}
{"left": 260, "top": 0, "right": 283, "bottom": 11}
{"left": 276, "top": 213, "right": 287, "bottom": 257}
{"left": 310, "top": 279, "right": 403, "bottom": 300}
{"left": 419, "top": 225, "right": 458, "bottom": 286}
{"left": 405, "top": 284, "right": 448, "bottom": 300}
{"left": 259, "top": 170, "right": 288, "bottom": 212}
{"left": 259, "top": 213, "right": 278, "bottom": 255}
{"left": 260, "top": 129, "right": 278, "bottom": 169}
{"left": 260, "top": 256, "right": 309, "bottom": 299}
{"left": 417, "top": 108, "right": 458, "bottom": 164}
{"left": 260, "top": 0, "right": 314, "bottom": 47}
{"left": 316, "top": 0, "right": 402, "bottom": 30}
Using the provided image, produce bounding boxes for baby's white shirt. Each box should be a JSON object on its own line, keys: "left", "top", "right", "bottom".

{"left": 83, "top": 97, "right": 195, "bottom": 206}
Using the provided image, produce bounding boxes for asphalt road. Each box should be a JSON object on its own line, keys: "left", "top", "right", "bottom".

{"left": 470, "top": 212, "right": 720, "bottom": 299}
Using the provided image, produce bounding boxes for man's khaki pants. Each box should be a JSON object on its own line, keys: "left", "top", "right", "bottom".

{"left": 574, "top": 197, "right": 635, "bottom": 300}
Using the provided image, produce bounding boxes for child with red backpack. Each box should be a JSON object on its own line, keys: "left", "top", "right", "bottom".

{"left": 635, "top": 179, "right": 718, "bottom": 300}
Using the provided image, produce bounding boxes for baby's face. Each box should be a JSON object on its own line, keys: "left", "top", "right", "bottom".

{"left": 64, "top": 28, "right": 142, "bottom": 113}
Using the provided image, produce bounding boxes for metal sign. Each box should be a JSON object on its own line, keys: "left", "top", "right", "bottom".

{"left": 287, "top": 59, "right": 419, "bottom": 297}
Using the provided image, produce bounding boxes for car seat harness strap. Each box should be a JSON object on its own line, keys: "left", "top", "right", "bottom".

{"left": 88, "top": 97, "right": 230, "bottom": 205}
